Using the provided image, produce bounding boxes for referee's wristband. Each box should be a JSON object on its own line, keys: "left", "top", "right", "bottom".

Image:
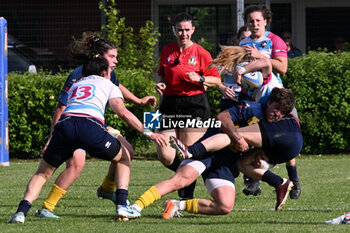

{"left": 143, "top": 129, "right": 153, "bottom": 137}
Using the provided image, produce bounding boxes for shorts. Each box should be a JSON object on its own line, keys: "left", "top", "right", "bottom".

{"left": 259, "top": 114, "right": 303, "bottom": 164}
{"left": 181, "top": 148, "right": 239, "bottom": 189}
{"left": 43, "top": 116, "right": 121, "bottom": 168}
{"left": 159, "top": 93, "right": 211, "bottom": 129}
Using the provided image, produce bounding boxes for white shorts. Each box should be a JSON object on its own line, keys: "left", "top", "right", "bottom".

{"left": 205, "top": 178, "right": 235, "bottom": 194}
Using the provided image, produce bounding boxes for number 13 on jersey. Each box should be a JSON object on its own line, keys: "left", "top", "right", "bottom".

{"left": 70, "top": 85, "right": 95, "bottom": 101}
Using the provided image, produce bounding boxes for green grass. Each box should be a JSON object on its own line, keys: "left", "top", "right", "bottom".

{"left": 1, "top": 155, "right": 349, "bottom": 232}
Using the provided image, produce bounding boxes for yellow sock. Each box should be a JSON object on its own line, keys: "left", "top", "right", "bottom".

{"left": 101, "top": 175, "right": 115, "bottom": 193}
{"left": 184, "top": 199, "right": 199, "bottom": 214}
{"left": 134, "top": 186, "right": 161, "bottom": 210}
{"left": 42, "top": 184, "right": 67, "bottom": 211}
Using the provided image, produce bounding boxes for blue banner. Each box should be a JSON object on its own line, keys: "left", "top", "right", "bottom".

{"left": 0, "top": 18, "right": 9, "bottom": 166}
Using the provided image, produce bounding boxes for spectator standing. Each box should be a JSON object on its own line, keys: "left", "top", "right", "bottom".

{"left": 281, "top": 31, "right": 302, "bottom": 58}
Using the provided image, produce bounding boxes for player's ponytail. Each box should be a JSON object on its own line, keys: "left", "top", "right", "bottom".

{"left": 208, "top": 46, "right": 253, "bottom": 73}
{"left": 68, "top": 32, "right": 116, "bottom": 65}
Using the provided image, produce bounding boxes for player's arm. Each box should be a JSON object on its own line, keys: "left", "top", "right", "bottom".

{"left": 236, "top": 123, "right": 263, "bottom": 148}
{"left": 270, "top": 56, "right": 288, "bottom": 75}
{"left": 50, "top": 102, "right": 66, "bottom": 136}
{"left": 41, "top": 102, "right": 66, "bottom": 153}
{"left": 216, "top": 110, "right": 249, "bottom": 152}
{"left": 242, "top": 57, "right": 272, "bottom": 78}
{"left": 187, "top": 71, "right": 222, "bottom": 87}
{"left": 243, "top": 44, "right": 287, "bottom": 75}
{"left": 119, "top": 83, "right": 156, "bottom": 106}
{"left": 109, "top": 97, "right": 167, "bottom": 147}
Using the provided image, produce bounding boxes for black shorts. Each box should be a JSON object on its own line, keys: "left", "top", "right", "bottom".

{"left": 259, "top": 114, "right": 303, "bottom": 164}
{"left": 43, "top": 116, "right": 121, "bottom": 168}
{"left": 159, "top": 93, "right": 211, "bottom": 129}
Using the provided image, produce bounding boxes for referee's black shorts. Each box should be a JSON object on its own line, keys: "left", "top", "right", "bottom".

{"left": 159, "top": 93, "right": 211, "bottom": 129}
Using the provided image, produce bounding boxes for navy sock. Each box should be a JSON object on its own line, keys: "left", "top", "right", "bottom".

{"left": 286, "top": 164, "right": 299, "bottom": 182}
{"left": 188, "top": 142, "right": 207, "bottom": 159}
{"left": 116, "top": 189, "right": 128, "bottom": 206}
{"left": 261, "top": 170, "right": 283, "bottom": 188}
{"left": 16, "top": 200, "right": 32, "bottom": 217}
{"left": 165, "top": 155, "right": 181, "bottom": 172}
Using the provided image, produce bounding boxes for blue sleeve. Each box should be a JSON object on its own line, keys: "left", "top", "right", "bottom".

{"left": 228, "top": 104, "right": 242, "bottom": 123}
{"left": 228, "top": 101, "right": 265, "bottom": 126}
{"left": 110, "top": 70, "right": 119, "bottom": 86}
{"left": 57, "top": 66, "right": 83, "bottom": 105}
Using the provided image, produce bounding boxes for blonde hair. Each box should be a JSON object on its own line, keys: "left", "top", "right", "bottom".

{"left": 208, "top": 45, "right": 253, "bottom": 73}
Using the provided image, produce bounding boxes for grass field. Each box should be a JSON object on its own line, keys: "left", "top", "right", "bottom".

{"left": 1, "top": 155, "right": 349, "bottom": 232}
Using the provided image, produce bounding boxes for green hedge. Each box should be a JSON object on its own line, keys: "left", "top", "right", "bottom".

{"left": 8, "top": 51, "right": 350, "bottom": 158}
{"left": 8, "top": 68, "right": 158, "bottom": 159}
{"left": 282, "top": 51, "right": 350, "bottom": 154}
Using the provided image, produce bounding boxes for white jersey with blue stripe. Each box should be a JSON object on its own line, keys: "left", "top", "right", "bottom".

{"left": 239, "top": 31, "right": 273, "bottom": 58}
{"left": 63, "top": 75, "right": 123, "bottom": 123}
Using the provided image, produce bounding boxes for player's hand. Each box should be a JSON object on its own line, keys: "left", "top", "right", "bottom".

{"left": 243, "top": 44, "right": 263, "bottom": 59}
{"left": 221, "top": 86, "right": 236, "bottom": 99}
{"left": 140, "top": 96, "right": 157, "bottom": 106}
{"left": 233, "top": 137, "right": 249, "bottom": 152}
{"left": 155, "top": 82, "right": 166, "bottom": 96}
{"left": 148, "top": 133, "right": 168, "bottom": 147}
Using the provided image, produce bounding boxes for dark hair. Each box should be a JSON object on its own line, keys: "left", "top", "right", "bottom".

{"left": 237, "top": 26, "right": 250, "bottom": 40}
{"left": 227, "top": 26, "right": 250, "bottom": 45}
{"left": 243, "top": 4, "right": 272, "bottom": 25}
{"left": 268, "top": 88, "right": 296, "bottom": 115}
{"left": 174, "top": 12, "right": 193, "bottom": 26}
{"left": 82, "top": 57, "right": 109, "bottom": 77}
{"left": 68, "top": 32, "right": 116, "bottom": 65}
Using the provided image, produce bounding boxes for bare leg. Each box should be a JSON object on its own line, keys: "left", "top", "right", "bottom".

{"left": 157, "top": 129, "right": 177, "bottom": 166}
{"left": 155, "top": 164, "right": 200, "bottom": 196}
{"left": 237, "top": 149, "right": 268, "bottom": 180}
{"left": 23, "top": 159, "right": 56, "bottom": 203}
{"left": 113, "top": 145, "right": 131, "bottom": 190}
{"left": 197, "top": 185, "right": 235, "bottom": 215}
{"left": 199, "top": 133, "right": 231, "bottom": 152}
{"left": 54, "top": 150, "right": 85, "bottom": 190}
{"left": 178, "top": 127, "right": 206, "bottom": 146}
{"left": 286, "top": 158, "right": 296, "bottom": 166}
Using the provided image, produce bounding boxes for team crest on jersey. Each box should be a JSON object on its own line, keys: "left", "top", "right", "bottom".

{"left": 188, "top": 56, "right": 197, "bottom": 66}
{"left": 261, "top": 41, "right": 267, "bottom": 48}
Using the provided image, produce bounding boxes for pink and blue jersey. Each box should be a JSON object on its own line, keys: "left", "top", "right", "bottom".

{"left": 63, "top": 75, "right": 123, "bottom": 124}
{"left": 237, "top": 31, "right": 287, "bottom": 104}
{"left": 239, "top": 31, "right": 287, "bottom": 60}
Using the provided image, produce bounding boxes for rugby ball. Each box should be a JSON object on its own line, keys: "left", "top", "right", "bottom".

{"left": 235, "top": 62, "right": 263, "bottom": 91}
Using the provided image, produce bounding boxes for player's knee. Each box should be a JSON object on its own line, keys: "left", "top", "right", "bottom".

{"left": 217, "top": 202, "right": 234, "bottom": 215}
{"left": 157, "top": 152, "right": 173, "bottom": 166}
{"left": 66, "top": 150, "right": 86, "bottom": 172}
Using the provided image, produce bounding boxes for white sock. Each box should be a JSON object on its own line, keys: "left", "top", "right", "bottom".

{"left": 131, "top": 203, "right": 142, "bottom": 212}
{"left": 179, "top": 200, "right": 185, "bottom": 211}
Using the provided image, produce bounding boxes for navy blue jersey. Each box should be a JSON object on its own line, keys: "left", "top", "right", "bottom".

{"left": 228, "top": 100, "right": 265, "bottom": 127}
{"left": 259, "top": 114, "right": 303, "bottom": 164}
{"left": 57, "top": 66, "right": 119, "bottom": 105}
